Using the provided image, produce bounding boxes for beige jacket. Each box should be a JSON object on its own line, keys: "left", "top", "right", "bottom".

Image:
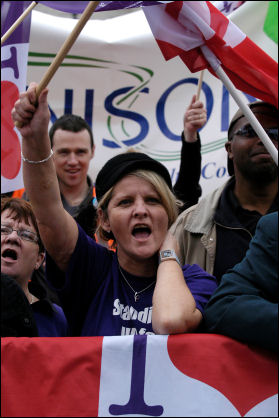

{"left": 171, "top": 181, "right": 228, "bottom": 276}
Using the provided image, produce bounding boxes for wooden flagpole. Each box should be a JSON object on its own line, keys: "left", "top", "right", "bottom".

{"left": 196, "top": 70, "right": 204, "bottom": 100}
{"left": 201, "top": 45, "right": 278, "bottom": 165}
{"left": 35, "top": 0, "right": 100, "bottom": 98}
{"left": 1, "top": 1, "right": 38, "bottom": 46}
{"left": 15, "top": 0, "right": 100, "bottom": 128}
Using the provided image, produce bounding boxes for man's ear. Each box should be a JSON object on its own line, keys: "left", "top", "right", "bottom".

{"left": 225, "top": 140, "right": 233, "bottom": 159}
{"left": 97, "top": 208, "right": 111, "bottom": 233}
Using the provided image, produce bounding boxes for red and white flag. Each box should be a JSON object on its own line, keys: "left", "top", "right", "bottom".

{"left": 143, "top": 1, "right": 278, "bottom": 107}
{"left": 1, "top": 334, "right": 278, "bottom": 417}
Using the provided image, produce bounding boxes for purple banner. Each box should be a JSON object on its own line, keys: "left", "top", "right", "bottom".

{"left": 37, "top": 1, "right": 246, "bottom": 16}
{"left": 39, "top": 1, "right": 164, "bottom": 14}
{"left": 1, "top": 1, "right": 33, "bottom": 46}
{"left": 212, "top": 1, "right": 246, "bottom": 16}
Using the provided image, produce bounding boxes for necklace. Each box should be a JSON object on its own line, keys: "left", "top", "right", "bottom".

{"left": 118, "top": 265, "right": 156, "bottom": 302}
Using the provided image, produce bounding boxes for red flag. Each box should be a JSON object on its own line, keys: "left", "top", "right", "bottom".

{"left": 143, "top": 1, "right": 278, "bottom": 107}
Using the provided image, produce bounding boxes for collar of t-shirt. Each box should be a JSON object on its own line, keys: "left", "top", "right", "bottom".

{"left": 61, "top": 176, "right": 94, "bottom": 217}
{"left": 214, "top": 177, "right": 278, "bottom": 235}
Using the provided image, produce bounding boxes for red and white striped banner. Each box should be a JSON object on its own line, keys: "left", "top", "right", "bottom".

{"left": 1, "top": 334, "right": 277, "bottom": 417}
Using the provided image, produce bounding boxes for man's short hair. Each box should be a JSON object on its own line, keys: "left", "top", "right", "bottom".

{"left": 49, "top": 114, "right": 94, "bottom": 149}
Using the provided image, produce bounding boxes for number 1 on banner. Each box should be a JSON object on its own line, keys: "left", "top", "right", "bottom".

{"left": 109, "top": 335, "right": 164, "bottom": 416}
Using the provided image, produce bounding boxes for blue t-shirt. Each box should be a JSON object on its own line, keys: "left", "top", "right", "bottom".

{"left": 46, "top": 225, "right": 217, "bottom": 336}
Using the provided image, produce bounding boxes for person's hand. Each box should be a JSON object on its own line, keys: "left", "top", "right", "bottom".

{"left": 183, "top": 94, "right": 207, "bottom": 142}
{"left": 11, "top": 82, "right": 50, "bottom": 141}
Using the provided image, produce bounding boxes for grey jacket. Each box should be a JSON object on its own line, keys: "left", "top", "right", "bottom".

{"left": 171, "top": 181, "right": 228, "bottom": 275}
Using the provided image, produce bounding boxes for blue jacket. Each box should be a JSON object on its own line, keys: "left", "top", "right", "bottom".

{"left": 204, "top": 212, "right": 278, "bottom": 351}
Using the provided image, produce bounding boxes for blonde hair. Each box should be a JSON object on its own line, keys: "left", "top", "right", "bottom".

{"left": 96, "top": 169, "right": 180, "bottom": 246}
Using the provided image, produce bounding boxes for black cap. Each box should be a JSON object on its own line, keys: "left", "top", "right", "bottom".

{"left": 227, "top": 101, "right": 278, "bottom": 176}
{"left": 95, "top": 152, "right": 172, "bottom": 202}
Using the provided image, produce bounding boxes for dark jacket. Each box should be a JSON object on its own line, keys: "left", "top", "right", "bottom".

{"left": 173, "top": 132, "right": 202, "bottom": 212}
{"left": 204, "top": 212, "right": 278, "bottom": 352}
{"left": 212, "top": 177, "right": 276, "bottom": 281}
{"left": 1, "top": 274, "right": 38, "bottom": 337}
{"left": 171, "top": 176, "right": 278, "bottom": 282}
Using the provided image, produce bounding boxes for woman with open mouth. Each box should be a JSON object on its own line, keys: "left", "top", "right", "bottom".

{"left": 11, "top": 82, "right": 218, "bottom": 336}
{"left": 1, "top": 197, "right": 68, "bottom": 336}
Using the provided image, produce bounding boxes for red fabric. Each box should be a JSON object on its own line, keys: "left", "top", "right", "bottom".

{"left": 157, "top": 40, "right": 208, "bottom": 72}
{"left": 168, "top": 334, "right": 278, "bottom": 417}
{"left": 165, "top": 0, "right": 183, "bottom": 20}
{"left": 1, "top": 337, "right": 103, "bottom": 417}
{"left": 150, "top": 1, "right": 278, "bottom": 107}
{"left": 1, "top": 335, "right": 277, "bottom": 417}
{"left": 207, "top": 0, "right": 229, "bottom": 39}
{"left": 1, "top": 81, "right": 21, "bottom": 180}
{"left": 206, "top": 34, "right": 278, "bottom": 106}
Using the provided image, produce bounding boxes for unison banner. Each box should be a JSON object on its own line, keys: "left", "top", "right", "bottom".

{"left": 27, "top": 2, "right": 278, "bottom": 196}
{"left": 1, "top": 1, "right": 277, "bottom": 194}
{"left": 1, "top": 334, "right": 278, "bottom": 417}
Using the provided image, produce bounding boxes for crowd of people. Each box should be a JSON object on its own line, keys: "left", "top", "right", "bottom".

{"left": 1, "top": 81, "right": 277, "bottom": 352}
